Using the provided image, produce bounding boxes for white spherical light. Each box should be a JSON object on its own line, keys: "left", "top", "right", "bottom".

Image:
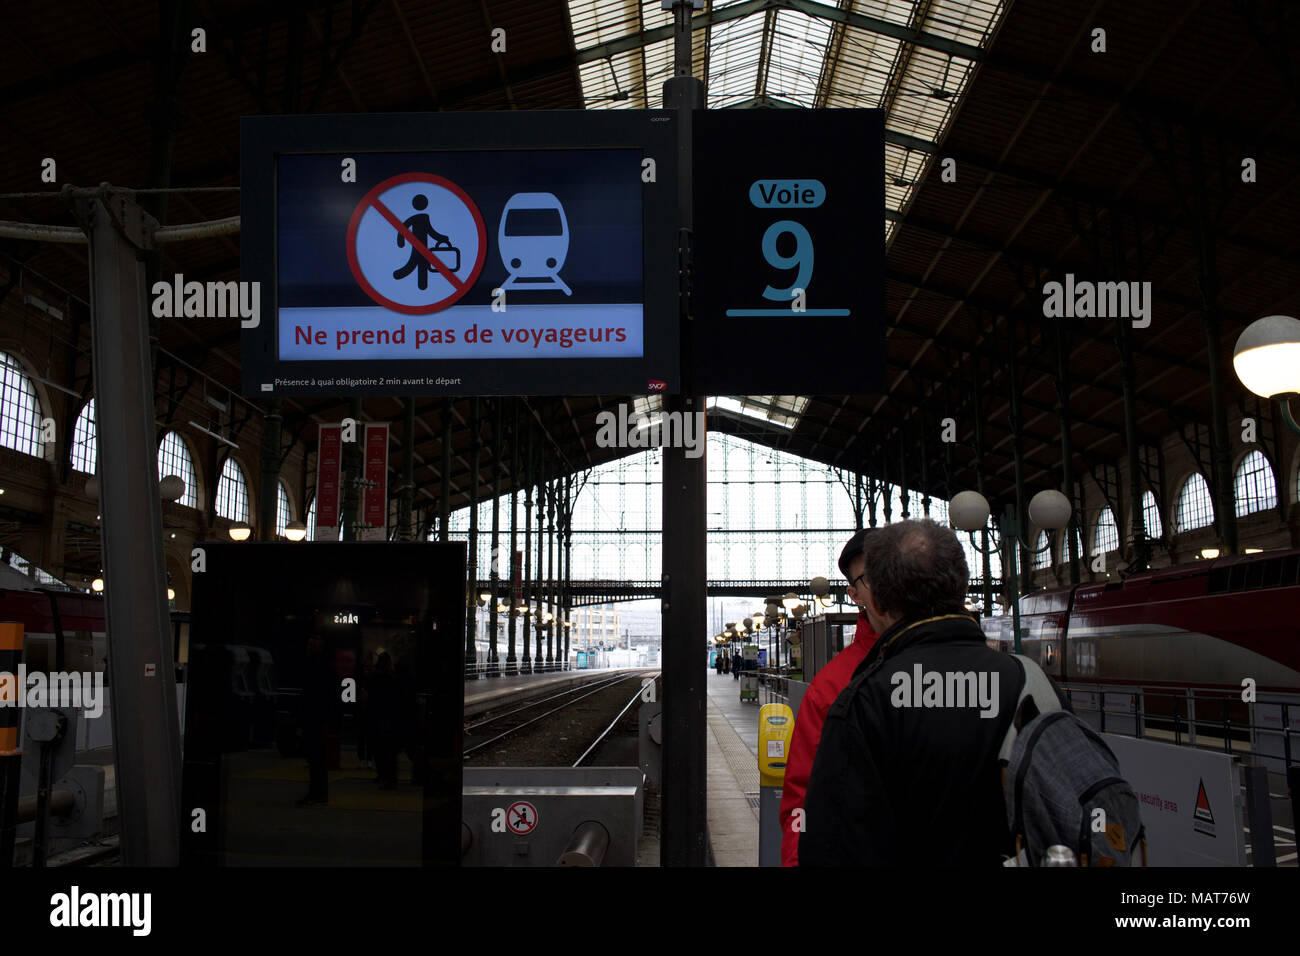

{"left": 1234, "top": 315, "right": 1300, "bottom": 399}
{"left": 1028, "top": 489, "right": 1072, "bottom": 530}
{"left": 159, "top": 474, "right": 186, "bottom": 502}
{"left": 949, "top": 490, "right": 990, "bottom": 532}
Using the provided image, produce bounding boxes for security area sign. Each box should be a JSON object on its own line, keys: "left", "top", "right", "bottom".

{"left": 239, "top": 111, "right": 679, "bottom": 397}
{"left": 691, "top": 110, "right": 884, "bottom": 395}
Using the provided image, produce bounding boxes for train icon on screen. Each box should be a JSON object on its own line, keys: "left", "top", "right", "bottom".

{"left": 498, "top": 192, "right": 572, "bottom": 295}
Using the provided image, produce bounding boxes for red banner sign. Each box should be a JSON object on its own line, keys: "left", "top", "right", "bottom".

{"left": 362, "top": 424, "right": 389, "bottom": 541}
{"left": 315, "top": 425, "right": 342, "bottom": 536}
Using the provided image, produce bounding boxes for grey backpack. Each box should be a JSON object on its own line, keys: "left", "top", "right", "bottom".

{"left": 999, "top": 655, "right": 1146, "bottom": 867}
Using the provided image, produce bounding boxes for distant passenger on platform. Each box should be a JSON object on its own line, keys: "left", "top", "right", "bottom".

{"left": 368, "top": 652, "right": 401, "bottom": 790}
{"left": 297, "top": 634, "right": 335, "bottom": 807}
{"left": 779, "top": 528, "right": 880, "bottom": 867}
{"left": 800, "top": 520, "right": 1066, "bottom": 866}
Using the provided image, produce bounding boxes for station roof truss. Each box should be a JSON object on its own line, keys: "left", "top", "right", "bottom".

{"left": 1, "top": 0, "right": 1297, "bottom": 534}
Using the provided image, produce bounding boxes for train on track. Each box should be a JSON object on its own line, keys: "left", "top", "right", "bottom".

{"left": 980, "top": 547, "right": 1300, "bottom": 767}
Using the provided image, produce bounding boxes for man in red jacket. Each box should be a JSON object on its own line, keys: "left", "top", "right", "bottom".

{"left": 779, "top": 528, "right": 879, "bottom": 866}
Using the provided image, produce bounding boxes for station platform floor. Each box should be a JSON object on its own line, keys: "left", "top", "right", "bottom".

{"left": 705, "top": 670, "right": 766, "bottom": 867}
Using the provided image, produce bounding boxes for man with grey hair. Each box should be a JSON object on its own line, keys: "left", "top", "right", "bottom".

{"left": 798, "top": 519, "right": 1066, "bottom": 866}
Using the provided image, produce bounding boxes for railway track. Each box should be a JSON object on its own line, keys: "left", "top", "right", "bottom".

{"left": 463, "top": 673, "right": 649, "bottom": 759}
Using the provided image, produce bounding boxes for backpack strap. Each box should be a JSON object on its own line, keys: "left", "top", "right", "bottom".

{"left": 997, "top": 654, "right": 1062, "bottom": 763}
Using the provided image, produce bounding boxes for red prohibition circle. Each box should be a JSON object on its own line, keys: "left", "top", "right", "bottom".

{"left": 345, "top": 172, "right": 487, "bottom": 316}
{"left": 506, "top": 800, "right": 538, "bottom": 834}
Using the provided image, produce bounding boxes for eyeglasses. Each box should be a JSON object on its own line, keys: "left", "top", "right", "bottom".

{"left": 848, "top": 572, "right": 868, "bottom": 590}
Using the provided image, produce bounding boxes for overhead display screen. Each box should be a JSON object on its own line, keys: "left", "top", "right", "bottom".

{"left": 240, "top": 112, "right": 679, "bottom": 397}
{"left": 691, "top": 109, "right": 884, "bottom": 395}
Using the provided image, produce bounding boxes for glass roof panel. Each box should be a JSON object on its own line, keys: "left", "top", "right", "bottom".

{"left": 763, "top": 9, "right": 833, "bottom": 108}
{"left": 705, "top": 12, "right": 767, "bottom": 108}
{"left": 707, "top": 395, "right": 809, "bottom": 430}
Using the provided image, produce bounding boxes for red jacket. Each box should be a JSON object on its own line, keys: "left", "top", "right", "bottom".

{"left": 779, "top": 608, "right": 879, "bottom": 866}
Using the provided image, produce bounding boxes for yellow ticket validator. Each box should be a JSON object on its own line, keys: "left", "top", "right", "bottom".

{"left": 758, "top": 703, "right": 795, "bottom": 788}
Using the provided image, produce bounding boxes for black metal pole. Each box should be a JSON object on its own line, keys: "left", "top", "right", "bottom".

{"left": 439, "top": 400, "right": 452, "bottom": 543}
{"left": 546, "top": 470, "right": 556, "bottom": 671}
{"left": 258, "top": 398, "right": 282, "bottom": 540}
{"left": 971, "top": 363, "right": 994, "bottom": 615}
{"left": 522, "top": 421, "right": 533, "bottom": 674}
{"left": 341, "top": 397, "right": 363, "bottom": 541}
{"left": 661, "top": 0, "right": 707, "bottom": 867}
{"left": 490, "top": 399, "right": 501, "bottom": 676}
{"left": 398, "top": 398, "right": 415, "bottom": 539}
{"left": 466, "top": 398, "right": 480, "bottom": 679}
{"left": 1054, "top": 324, "right": 1081, "bottom": 585}
{"left": 536, "top": 452, "right": 547, "bottom": 670}
{"left": 508, "top": 400, "right": 520, "bottom": 675}
{"left": 564, "top": 472, "right": 573, "bottom": 668}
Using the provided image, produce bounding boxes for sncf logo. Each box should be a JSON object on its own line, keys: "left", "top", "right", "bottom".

{"left": 647, "top": 380, "right": 667, "bottom": 392}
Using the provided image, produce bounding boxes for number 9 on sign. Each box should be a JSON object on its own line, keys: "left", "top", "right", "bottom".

{"left": 760, "top": 220, "right": 814, "bottom": 302}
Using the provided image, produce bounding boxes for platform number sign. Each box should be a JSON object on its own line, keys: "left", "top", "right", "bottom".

{"left": 691, "top": 109, "right": 884, "bottom": 395}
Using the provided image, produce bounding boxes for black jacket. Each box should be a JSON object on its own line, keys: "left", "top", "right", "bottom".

{"left": 798, "top": 612, "right": 1065, "bottom": 866}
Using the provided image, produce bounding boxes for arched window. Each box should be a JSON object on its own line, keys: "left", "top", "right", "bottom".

{"left": 216, "top": 458, "right": 250, "bottom": 523}
{"left": 1031, "top": 531, "right": 1052, "bottom": 570}
{"left": 1057, "top": 526, "right": 1084, "bottom": 566}
{"left": 1176, "top": 473, "right": 1214, "bottom": 532}
{"left": 276, "top": 482, "right": 292, "bottom": 538}
{"left": 1094, "top": 508, "right": 1118, "bottom": 554}
{"left": 1234, "top": 450, "right": 1277, "bottom": 517}
{"left": 306, "top": 497, "right": 341, "bottom": 541}
{"left": 0, "top": 351, "right": 45, "bottom": 458}
{"left": 1141, "top": 490, "right": 1162, "bottom": 539}
{"left": 158, "top": 431, "right": 199, "bottom": 508}
{"left": 70, "top": 399, "right": 97, "bottom": 474}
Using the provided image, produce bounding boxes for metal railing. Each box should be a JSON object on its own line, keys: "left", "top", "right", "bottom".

{"left": 1060, "top": 682, "right": 1296, "bottom": 772}
{"left": 463, "top": 660, "right": 584, "bottom": 678}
